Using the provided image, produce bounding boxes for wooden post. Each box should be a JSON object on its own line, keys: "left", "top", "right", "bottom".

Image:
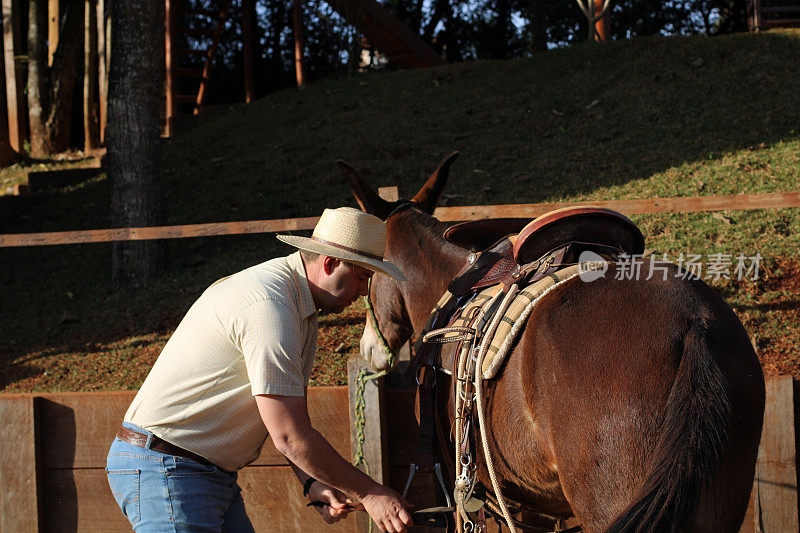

{"left": 348, "top": 357, "right": 389, "bottom": 533}
{"left": 242, "top": 0, "right": 255, "bottom": 103}
{"left": 0, "top": 396, "right": 41, "bottom": 532}
{"left": 0, "top": 21, "right": 15, "bottom": 166}
{"left": 754, "top": 376, "right": 799, "bottom": 531}
{"left": 593, "top": 0, "right": 609, "bottom": 41}
{"left": 164, "top": 0, "right": 174, "bottom": 136}
{"left": 2, "top": 0, "right": 25, "bottom": 152}
{"left": 97, "top": 0, "right": 107, "bottom": 144}
{"left": 84, "top": 0, "right": 99, "bottom": 150}
{"left": 48, "top": 0, "right": 58, "bottom": 65}
{"left": 293, "top": 0, "right": 305, "bottom": 87}
{"left": 377, "top": 185, "right": 399, "bottom": 202}
{"left": 752, "top": 0, "right": 763, "bottom": 30}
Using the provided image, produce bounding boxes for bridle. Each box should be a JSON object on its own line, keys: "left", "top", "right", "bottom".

{"left": 363, "top": 277, "right": 398, "bottom": 367}
{"left": 361, "top": 199, "right": 418, "bottom": 366}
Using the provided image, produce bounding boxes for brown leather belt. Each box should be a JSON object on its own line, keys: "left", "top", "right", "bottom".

{"left": 116, "top": 426, "right": 213, "bottom": 467}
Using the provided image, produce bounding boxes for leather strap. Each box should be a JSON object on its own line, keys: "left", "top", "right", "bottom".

{"left": 116, "top": 426, "right": 213, "bottom": 467}
{"left": 416, "top": 366, "right": 437, "bottom": 471}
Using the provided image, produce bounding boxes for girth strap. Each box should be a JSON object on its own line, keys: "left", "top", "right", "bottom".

{"left": 416, "top": 366, "right": 437, "bottom": 471}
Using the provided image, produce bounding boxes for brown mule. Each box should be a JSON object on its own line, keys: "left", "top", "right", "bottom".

{"left": 339, "top": 152, "right": 765, "bottom": 532}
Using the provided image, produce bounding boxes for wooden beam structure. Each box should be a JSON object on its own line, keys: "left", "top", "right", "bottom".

{"left": 0, "top": 16, "right": 14, "bottom": 166}
{"left": 194, "top": 1, "right": 234, "bottom": 114}
{"left": 2, "top": 191, "right": 798, "bottom": 248}
{"left": 84, "top": 0, "right": 100, "bottom": 150}
{"left": 2, "top": 0, "right": 25, "bottom": 153}
{"left": 594, "top": 0, "right": 609, "bottom": 41}
{"left": 48, "top": 0, "right": 58, "bottom": 65}
{"left": 242, "top": 0, "right": 256, "bottom": 100}
{"left": 164, "top": 0, "right": 175, "bottom": 137}
{"left": 292, "top": 0, "right": 306, "bottom": 87}
{"left": 97, "top": 0, "right": 108, "bottom": 144}
{"left": 325, "top": 0, "right": 444, "bottom": 69}
{"left": 749, "top": 1, "right": 800, "bottom": 30}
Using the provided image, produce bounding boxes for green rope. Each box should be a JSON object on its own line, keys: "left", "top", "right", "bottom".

{"left": 352, "top": 367, "right": 389, "bottom": 533}
{"left": 352, "top": 285, "right": 397, "bottom": 532}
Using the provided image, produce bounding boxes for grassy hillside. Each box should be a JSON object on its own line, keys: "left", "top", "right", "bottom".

{"left": 1, "top": 29, "right": 798, "bottom": 392}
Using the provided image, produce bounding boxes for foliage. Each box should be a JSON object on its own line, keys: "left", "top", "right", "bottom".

{"left": 1, "top": 29, "right": 799, "bottom": 392}
{"left": 190, "top": 0, "right": 754, "bottom": 104}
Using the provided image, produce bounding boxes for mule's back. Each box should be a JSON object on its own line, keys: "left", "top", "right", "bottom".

{"left": 507, "top": 265, "right": 764, "bottom": 532}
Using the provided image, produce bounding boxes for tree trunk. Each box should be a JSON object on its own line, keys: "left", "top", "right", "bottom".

{"left": 532, "top": 0, "right": 548, "bottom": 53}
{"left": 0, "top": 36, "right": 17, "bottom": 166}
{"left": 28, "top": 0, "right": 84, "bottom": 157}
{"left": 28, "top": 0, "right": 48, "bottom": 157}
{"left": 267, "top": 1, "right": 287, "bottom": 91}
{"left": 107, "top": 0, "right": 165, "bottom": 290}
{"left": 97, "top": 0, "right": 108, "bottom": 144}
{"left": 84, "top": 0, "right": 99, "bottom": 150}
{"left": 493, "top": 0, "right": 511, "bottom": 59}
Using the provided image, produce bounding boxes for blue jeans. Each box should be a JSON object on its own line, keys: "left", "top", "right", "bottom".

{"left": 106, "top": 423, "right": 254, "bottom": 533}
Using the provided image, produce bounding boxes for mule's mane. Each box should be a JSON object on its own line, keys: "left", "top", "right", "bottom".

{"left": 398, "top": 206, "right": 466, "bottom": 273}
{"left": 388, "top": 206, "right": 468, "bottom": 334}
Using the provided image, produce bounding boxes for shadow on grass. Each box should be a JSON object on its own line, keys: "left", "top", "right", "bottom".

{"left": 319, "top": 314, "right": 366, "bottom": 327}
{"left": 734, "top": 300, "right": 800, "bottom": 312}
{"left": 2, "top": 31, "right": 800, "bottom": 390}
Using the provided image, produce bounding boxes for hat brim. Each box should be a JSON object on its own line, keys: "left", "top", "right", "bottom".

{"left": 276, "top": 234, "right": 407, "bottom": 281}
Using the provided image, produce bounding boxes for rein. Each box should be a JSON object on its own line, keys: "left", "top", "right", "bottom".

{"left": 363, "top": 278, "right": 397, "bottom": 364}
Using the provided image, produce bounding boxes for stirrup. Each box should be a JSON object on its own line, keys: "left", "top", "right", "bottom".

{"left": 403, "top": 462, "right": 453, "bottom": 508}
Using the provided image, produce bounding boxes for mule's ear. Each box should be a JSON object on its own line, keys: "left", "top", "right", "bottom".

{"left": 411, "top": 151, "right": 459, "bottom": 214}
{"left": 336, "top": 159, "right": 390, "bottom": 217}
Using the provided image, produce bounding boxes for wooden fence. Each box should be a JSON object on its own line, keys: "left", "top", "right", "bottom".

{"left": 1, "top": 190, "right": 799, "bottom": 247}
{"left": 0, "top": 375, "right": 796, "bottom": 532}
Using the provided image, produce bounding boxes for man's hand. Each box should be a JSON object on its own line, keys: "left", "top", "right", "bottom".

{"left": 359, "top": 484, "right": 414, "bottom": 533}
{"left": 255, "top": 394, "right": 413, "bottom": 531}
{"left": 308, "top": 481, "right": 362, "bottom": 524}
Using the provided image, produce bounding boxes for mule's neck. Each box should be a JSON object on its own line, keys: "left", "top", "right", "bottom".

{"left": 393, "top": 209, "right": 469, "bottom": 335}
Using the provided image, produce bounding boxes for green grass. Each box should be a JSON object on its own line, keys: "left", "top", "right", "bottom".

{"left": 1, "top": 29, "right": 799, "bottom": 392}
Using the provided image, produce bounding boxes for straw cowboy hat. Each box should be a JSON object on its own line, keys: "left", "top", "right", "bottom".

{"left": 277, "top": 207, "right": 407, "bottom": 281}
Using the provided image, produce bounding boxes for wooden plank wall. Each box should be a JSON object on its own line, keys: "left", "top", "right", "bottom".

{"left": 753, "top": 375, "right": 799, "bottom": 531}
{"left": 0, "top": 377, "right": 796, "bottom": 532}
{"left": 0, "top": 388, "right": 353, "bottom": 532}
{"left": 0, "top": 396, "right": 40, "bottom": 532}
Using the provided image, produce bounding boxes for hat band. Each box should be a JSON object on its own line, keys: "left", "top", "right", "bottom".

{"left": 311, "top": 237, "right": 383, "bottom": 261}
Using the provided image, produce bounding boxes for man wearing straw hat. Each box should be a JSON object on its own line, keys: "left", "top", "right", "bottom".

{"left": 106, "top": 207, "right": 413, "bottom": 532}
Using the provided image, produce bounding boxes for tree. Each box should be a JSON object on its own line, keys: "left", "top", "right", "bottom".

{"left": 107, "top": 0, "right": 165, "bottom": 289}
{"left": 84, "top": 0, "right": 100, "bottom": 150}
{"left": 27, "top": 0, "right": 84, "bottom": 157}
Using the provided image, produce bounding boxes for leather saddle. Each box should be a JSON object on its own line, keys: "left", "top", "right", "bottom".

{"left": 444, "top": 206, "right": 644, "bottom": 295}
{"left": 411, "top": 206, "right": 646, "bottom": 376}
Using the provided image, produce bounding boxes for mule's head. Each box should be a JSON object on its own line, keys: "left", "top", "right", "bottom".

{"left": 335, "top": 152, "right": 461, "bottom": 372}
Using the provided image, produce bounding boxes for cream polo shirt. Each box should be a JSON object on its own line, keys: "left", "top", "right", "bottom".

{"left": 124, "top": 251, "right": 318, "bottom": 472}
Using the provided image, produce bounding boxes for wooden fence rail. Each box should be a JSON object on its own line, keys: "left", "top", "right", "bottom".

{"left": 0, "top": 376, "right": 796, "bottom": 532}
{"left": 1, "top": 190, "right": 799, "bottom": 248}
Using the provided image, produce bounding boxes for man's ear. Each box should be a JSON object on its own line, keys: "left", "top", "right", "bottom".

{"left": 321, "top": 256, "right": 341, "bottom": 275}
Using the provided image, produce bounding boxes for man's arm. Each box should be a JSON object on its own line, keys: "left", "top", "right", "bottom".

{"left": 256, "top": 394, "right": 413, "bottom": 532}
